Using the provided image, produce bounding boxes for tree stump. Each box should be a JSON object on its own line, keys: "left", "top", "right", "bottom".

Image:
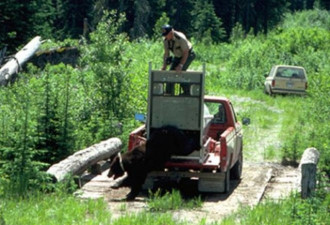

{"left": 47, "top": 137, "right": 122, "bottom": 182}
{"left": 299, "top": 147, "right": 320, "bottom": 199}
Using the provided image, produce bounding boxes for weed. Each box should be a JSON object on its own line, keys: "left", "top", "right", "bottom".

{"left": 147, "top": 189, "right": 202, "bottom": 212}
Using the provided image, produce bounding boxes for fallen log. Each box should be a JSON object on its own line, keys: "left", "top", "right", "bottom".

{"left": 0, "top": 36, "right": 42, "bottom": 86}
{"left": 47, "top": 137, "right": 122, "bottom": 182}
{"left": 299, "top": 147, "right": 320, "bottom": 198}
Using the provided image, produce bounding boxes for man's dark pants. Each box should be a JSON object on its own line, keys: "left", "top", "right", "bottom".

{"left": 166, "top": 49, "right": 196, "bottom": 94}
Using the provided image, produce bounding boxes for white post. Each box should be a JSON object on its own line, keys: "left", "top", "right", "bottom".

{"left": 299, "top": 147, "right": 320, "bottom": 198}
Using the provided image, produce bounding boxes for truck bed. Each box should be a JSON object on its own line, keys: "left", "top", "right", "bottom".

{"left": 128, "top": 123, "right": 235, "bottom": 171}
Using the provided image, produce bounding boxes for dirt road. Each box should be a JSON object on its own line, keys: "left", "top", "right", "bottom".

{"left": 77, "top": 161, "right": 300, "bottom": 223}
{"left": 77, "top": 96, "right": 300, "bottom": 223}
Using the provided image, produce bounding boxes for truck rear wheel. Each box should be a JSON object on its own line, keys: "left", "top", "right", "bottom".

{"left": 230, "top": 151, "right": 243, "bottom": 180}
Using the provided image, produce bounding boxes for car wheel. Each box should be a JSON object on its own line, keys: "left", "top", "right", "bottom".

{"left": 264, "top": 86, "right": 268, "bottom": 94}
{"left": 268, "top": 86, "right": 274, "bottom": 96}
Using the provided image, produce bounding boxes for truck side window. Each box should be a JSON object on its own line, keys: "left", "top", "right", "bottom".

{"left": 212, "top": 103, "right": 226, "bottom": 124}
{"left": 205, "top": 102, "right": 227, "bottom": 124}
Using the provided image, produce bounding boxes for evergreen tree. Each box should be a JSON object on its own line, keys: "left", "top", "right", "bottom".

{"left": 192, "top": 0, "right": 226, "bottom": 43}
{"left": 130, "top": 0, "right": 151, "bottom": 38}
{"left": 164, "top": 0, "right": 195, "bottom": 37}
{"left": 230, "top": 0, "right": 288, "bottom": 35}
{"left": 153, "top": 12, "right": 170, "bottom": 39}
{"left": 319, "top": 0, "right": 330, "bottom": 9}
{"left": 254, "top": 0, "right": 289, "bottom": 34}
{"left": 52, "top": 0, "right": 94, "bottom": 39}
{"left": 29, "top": 0, "right": 55, "bottom": 39}
{"left": 212, "top": 0, "right": 236, "bottom": 39}
{"left": 0, "top": 1, "right": 32, "bottom": 52}
{"left": 36, "top": 68, "right": 62, "bottom": 164}
{"left": 79, "top": 10, "right": 133, "bottom": 141}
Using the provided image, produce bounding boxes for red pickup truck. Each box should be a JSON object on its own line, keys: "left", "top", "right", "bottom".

{"left": 128, "top": 67, "right": 243, "bottom": 193}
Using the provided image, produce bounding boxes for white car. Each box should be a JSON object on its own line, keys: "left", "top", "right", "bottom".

{"left": 264, "top": 65, "right": 308, "bottom": 95}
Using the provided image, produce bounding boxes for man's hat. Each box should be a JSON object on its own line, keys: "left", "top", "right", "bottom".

{"left": 162, "top": 25, "right": 173, "bottom": 36}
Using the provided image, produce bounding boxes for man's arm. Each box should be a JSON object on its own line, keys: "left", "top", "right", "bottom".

{"left": 175, "top": 48, "right": 189, "bottom": 71}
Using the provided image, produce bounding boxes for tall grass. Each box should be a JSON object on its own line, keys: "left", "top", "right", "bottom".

{"left": 0, "top": 189, "right": 202, "bottom": 225}
{"left": 147, "top": 189, "right": 202, "bottom": 212}
{"left": 1, "top": 188, "right": 328, "bottom": 224}
{"left": 1, "top": 192, "right": 111, "bottom": 225}
{"left": 221, "top": 189, "right": 329, "bottom": 225}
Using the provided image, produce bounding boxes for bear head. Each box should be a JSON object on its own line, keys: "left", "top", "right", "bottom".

{"left": 107, "top": 153, "right": 125, "bottom": 180}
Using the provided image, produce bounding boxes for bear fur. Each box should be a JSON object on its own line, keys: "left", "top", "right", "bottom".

{"left": 145, "top": 125, "right": 199, "bottom": 170}
{"left": 107, "top": 143, "right": 147, "bottom": 200}
{"left": 107, "top": 125, "right": 199, "bottom": 200}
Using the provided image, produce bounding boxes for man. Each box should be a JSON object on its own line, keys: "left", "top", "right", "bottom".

{"left": 161, "top": 25, "right": 195, "bottom": 94}
{"left": 161, "top": 25, "right": 195, "bottom": 72}
{"left": 213, "top": 104, "right": 226, "bottom": 124}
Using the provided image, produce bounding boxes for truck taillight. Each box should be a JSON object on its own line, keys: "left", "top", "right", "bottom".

{"left": 305, "top": 82, "right": 308, "bottom": 89}
{"left": 220, "top": 137, "right": 227, "bottom": 170}
{"left": 271, "top": 80, "right": 275, "bottom": 87}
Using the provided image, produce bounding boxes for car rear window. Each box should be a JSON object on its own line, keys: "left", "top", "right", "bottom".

{"left": 276, "top": 67, "right": 306, "bottom": 79}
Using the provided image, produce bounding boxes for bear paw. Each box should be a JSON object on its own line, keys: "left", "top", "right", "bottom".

{"left": 126, "top": 191, "right": 138, "bottom": 201}
{"left": 110, "top": 182, "right": 121, "bottom": 189}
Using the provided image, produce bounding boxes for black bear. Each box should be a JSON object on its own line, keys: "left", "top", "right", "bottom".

{"left": 107, "top": 142, "right": 147, "bottom": 200}
{"left": 107, "top": 125, "right": 199, "bottom": 200}
{"left": 145, "top": 125, "right": 199, "bottom": 170}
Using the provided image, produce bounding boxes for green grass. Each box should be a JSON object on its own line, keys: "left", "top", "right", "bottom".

{"left": 147, "top": 189, "right": 202, "bottom": 212}
{"left": 220, "top": 190, "right": 330, "bottom": 225}
{"left": 1, "top": 192, "right": 111, "bottom": 225}
{"left": 1, "top": 188, "right": 328, "bottom": 225}
{"left": 263, "top": 145, "right": 279, "bottom": 161}
{"left": 0, "top": 190, "right": 202, "bottom": 225}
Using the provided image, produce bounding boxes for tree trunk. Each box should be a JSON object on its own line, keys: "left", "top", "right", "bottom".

{"left": 0, "top": 36, "right": 42, "bottom": 86}
{"left": 299, "top": 147, "right": 320, "bottom": 198}
{"left": 47, "top": 137, "right": 122, "bottom": 182}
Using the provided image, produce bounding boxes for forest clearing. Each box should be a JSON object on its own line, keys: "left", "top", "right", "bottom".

{"left": 0, "top": 3, "right": 329, "bottom": 225}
